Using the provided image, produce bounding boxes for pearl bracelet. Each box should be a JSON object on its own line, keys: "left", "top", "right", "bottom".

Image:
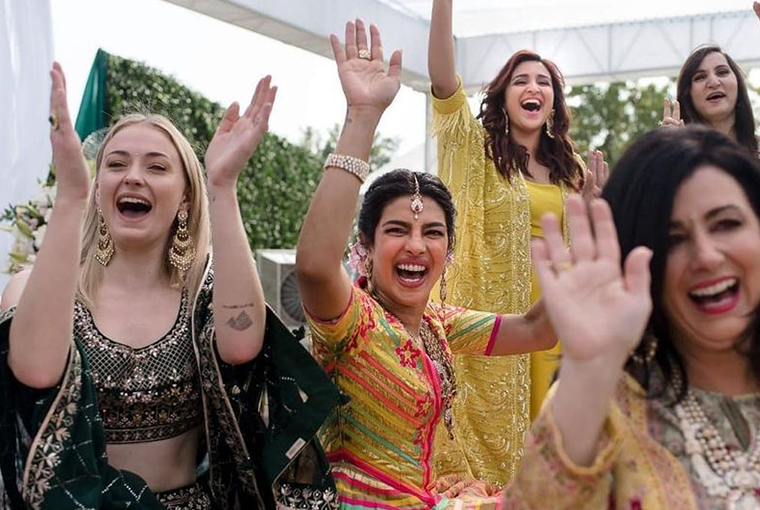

{"left": 323, "top": 153, "right": 370, "bottom": 183}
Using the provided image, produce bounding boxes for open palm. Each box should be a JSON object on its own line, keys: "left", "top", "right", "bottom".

{"left": 331, "top": 20, "right": 402, "bottom": 115}
{"left": 533, "top": 197, "right": 653, "bottom": 364}
{"left": 581, "top": 150, "right": 609, "bottom": 202}
{"left": 205, "top": 76, "right": 277, "bottom": 188}
{"left": 49, "top": 62, "right": 90, "bottom": 202}
{"left": 661, "top": 98, "right": 684, "bottom": 129}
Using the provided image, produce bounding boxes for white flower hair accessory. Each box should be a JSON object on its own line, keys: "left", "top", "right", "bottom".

{"left": 347, "top": 241, "right": 369, "bottom": 277}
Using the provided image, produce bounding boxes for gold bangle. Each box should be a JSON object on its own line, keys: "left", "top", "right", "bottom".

{"left": 324, "top": 153, "right": 370, "bottom": 183}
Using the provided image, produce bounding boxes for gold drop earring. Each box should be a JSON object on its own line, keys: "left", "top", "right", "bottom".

{"left": 95, "top": 208, "right": 114, "bottom": 266}
{"left": 168, "top": 209, "right": 196, "bottom": 274}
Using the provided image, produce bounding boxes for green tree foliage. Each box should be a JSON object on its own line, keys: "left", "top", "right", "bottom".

{"left": 568, "top": 80, "right": 672, "bottom": 167}
{"left": 300, "top": 123, "right": 400, "bottom": 169}
{"left": 105, "top": 54, "right": 323, "bottom": 250}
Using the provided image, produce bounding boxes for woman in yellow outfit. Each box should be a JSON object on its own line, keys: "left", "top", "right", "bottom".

{"left": 427, "top": 0, "right": 608, "bottom": 486}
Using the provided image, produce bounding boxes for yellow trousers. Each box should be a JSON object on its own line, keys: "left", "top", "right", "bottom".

{"left": 529, "top": 268, "right": 560, "bottom": 420}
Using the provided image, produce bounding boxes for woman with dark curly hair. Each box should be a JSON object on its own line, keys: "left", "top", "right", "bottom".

{"left": 426, "top": 0, "right": 608, "bottom": 485}
{"left": 296, "top": 20, "right": 556, "bottom": 509}
{"left": 661, "top": 3, "right": 759, "bottom": 156}
{"left": 506, "top": 126, "right": 760, "bottom": 509}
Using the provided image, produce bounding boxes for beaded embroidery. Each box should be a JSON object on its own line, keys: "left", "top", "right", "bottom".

{"left": 156, "top": 481, "right": 212, "bottom": 510}
{"left": 75, "top": 289, "right": 203, "bottom": 444}
{"left": 675, "top": 390, "right": 760, "bottom": 510}
{"left": 420, "top": 319, "right": 457, "bottom": 439}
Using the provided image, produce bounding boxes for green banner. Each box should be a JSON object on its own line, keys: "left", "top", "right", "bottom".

{"left": 74, "top": 49, "right": 108, "bottom": 141}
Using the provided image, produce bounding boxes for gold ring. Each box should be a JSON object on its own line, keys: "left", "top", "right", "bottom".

{"left": 555, "top": 260, "right": 573, "bottom": 271}
{"left": 358, "top": 49, "right": 371, "bottom": 60}
{"left": 48, "top": 113, "right": 59, "bottom": 131}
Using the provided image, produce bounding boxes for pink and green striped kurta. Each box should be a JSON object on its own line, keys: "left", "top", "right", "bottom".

{"left": 308, "top": 286, "right": 506, "bottom": 509}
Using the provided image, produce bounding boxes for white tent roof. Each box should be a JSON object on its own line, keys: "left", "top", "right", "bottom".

{"left": 164, "top": 0, "right": 760, "bottom": 90}
{"left": 377, "top": 0, "right": 754, "bottom": 36}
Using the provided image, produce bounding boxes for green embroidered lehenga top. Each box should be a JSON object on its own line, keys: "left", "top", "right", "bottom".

{"left": 0, "top": 261, "right": 341, "bottom": 510}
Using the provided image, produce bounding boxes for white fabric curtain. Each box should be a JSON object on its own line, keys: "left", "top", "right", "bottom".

{"left": 0, "top": 0, "right": 54, "bottom": 287}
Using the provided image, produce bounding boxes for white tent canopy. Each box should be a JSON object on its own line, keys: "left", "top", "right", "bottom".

{"left": 1, "top": 1, "right": 54, "bottom": 287}
{"left": 163, "top": 0, "right": 760, "bottom": 91}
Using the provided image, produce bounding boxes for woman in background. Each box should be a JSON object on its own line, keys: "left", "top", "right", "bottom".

{"left": 427, "top": 0, "right": 607, "bottom": 484}
{"left": 661, "top": 2, "right": 758, "bottom": 156}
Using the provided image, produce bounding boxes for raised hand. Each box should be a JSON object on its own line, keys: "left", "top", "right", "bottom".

{"left": 205, "top": 76, "right": 277, "bottom": 189}
{"left": 330, "top": 20, "right": 402, "bottom": 117}
{"left": 49, "top": 62, "right": 90, "bottom": 203}
{"left": 581, "top": 149, "right": 608, "bottom": 202}
{"left": 661, "top": 97, "right": 684, "bottom": 128}
{"left": 532, "top": 196, "right": 652, "bottom": 366}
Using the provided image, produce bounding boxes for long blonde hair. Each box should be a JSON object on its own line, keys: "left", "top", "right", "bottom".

{"left": 77, "top": 114, "right": 211, "bottom": 307}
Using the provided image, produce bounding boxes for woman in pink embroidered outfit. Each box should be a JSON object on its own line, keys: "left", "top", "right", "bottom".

{"left": 295, "top": 19, "right": 557, "bottom": 510}
{"left": 505, "top": 126, "right": 760, "bottom": 509}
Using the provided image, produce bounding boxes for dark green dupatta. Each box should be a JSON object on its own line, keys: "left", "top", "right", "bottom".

{"left": 0, "top": 308, "right": 164, "bottom": 510}
{"left": 0, "top": 302, "right": 341, "bottom": 510}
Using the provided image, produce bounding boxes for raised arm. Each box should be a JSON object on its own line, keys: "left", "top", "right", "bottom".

{"left": 428, "top": 0, "right": 459, "bottom": 99}
{"left": 296, "top": 20, "right": 402, "bottom": 320}
{"left": 3, "top": 63, "right": 91, "bottom": 388}
{"left": 533, "top": 196, "right": 652, "bottom": 466}
{"left": 204, "top": 76, "right": 276, "bottom": 365}
{"left": 661, "top": 98, "right": 684, "bottom": 129}
{"left": 581, "top": 150, "right": 609, "bottom": 202}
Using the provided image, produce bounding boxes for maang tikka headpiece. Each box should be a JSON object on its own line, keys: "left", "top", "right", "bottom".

{"left": 410, "top": 173, "right": 424, "bottom": 220}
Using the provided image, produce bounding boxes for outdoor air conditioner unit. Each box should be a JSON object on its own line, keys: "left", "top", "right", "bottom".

{"left": 256, "top": 249, "right": 305, "bottom": 331}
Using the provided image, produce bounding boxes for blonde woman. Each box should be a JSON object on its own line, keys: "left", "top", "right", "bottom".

{"left": 0, "top": 64, "right": 337, "bottom": 510}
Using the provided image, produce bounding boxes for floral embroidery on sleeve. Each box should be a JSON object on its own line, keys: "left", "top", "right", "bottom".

{"left": 395, "top": 340, "right": 421, "bottom": 368}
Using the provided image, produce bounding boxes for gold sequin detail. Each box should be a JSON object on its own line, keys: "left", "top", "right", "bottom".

{"left": 431, "top": 82, "right": 534, "bottom": 486}
{"left": 156, "top": 482, "right": 212, "bottom": 509}
{"left": 420, "top": 318, "right": 457, "bottom": 439}
{"left": 75, "top": 289, "right": 203, "bottom": 444}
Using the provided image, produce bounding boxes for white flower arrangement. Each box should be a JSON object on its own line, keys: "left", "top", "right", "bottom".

{"left": 2, "top": 180, "right": 57, "bottom": 274}
{"left": 2, "top": 131, "right": 103, "bottom": 274}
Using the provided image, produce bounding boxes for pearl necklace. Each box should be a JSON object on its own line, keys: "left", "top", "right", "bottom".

{"left": 675, "top": 390, "right": 760, "bottom": 510}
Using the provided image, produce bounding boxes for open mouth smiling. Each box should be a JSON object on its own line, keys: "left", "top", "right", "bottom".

{"left": 116, "top": 195, "right": 153, "bottom": 219}
{"left": 521, "top": 99, "right": 542, "bottom": 112}
{"left": 688, "top": 277, "right": 739, "bottom": 314}
{"left": 395, "top": 263, "right": 429, "bottom": 285}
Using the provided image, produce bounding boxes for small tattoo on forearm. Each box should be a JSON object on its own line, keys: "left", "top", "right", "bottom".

{"left": 222, "top": 303, "right": 254, "bottom": 310}
{"left": 226, "top": 311, "right": 253, "bottom": 331}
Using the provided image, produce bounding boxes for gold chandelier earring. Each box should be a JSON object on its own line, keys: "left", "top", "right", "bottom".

{"left": 546, "top": 110, "right": 555, "bottom": 139}
{"left": 95, "top": 209, "right": 115, "bottom": 266}
{"left": 168, "top": 209, "right": 196, "bottom": 274}
{"left": 502, "top": 108, "right": 510, "bottom": 136}
{"left": 363, "top": 256, "right": 374, "bottom": 295}
{"left": 439, "top": 265, "right": 448, "bottom": 304}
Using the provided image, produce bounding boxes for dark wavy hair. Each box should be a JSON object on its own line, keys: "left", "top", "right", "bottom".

{"left": 677, "top": 45, "right": 758, "bottom": 155}
{"left": 358, "top": 169, "right": 456, "bottom": 253}
{"left": 602, "top": 126, "right": 760, "bottom": 402}
{"left": 478, "top": 50, "right": 583, "bottom": 187}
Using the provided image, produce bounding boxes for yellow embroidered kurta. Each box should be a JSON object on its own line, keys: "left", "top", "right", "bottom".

{"left": 307, "top": 287, "right": 507, "bottom": 509}
{"left": 431, "top": 79, "right": 569, "bottom": 485}
{"left": 503, "top": 374, "right": 744, "bottom": 510}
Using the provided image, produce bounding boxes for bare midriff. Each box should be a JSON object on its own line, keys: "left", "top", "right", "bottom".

{"left": 106, "top": 425, "right": 203, "bottom": 492}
